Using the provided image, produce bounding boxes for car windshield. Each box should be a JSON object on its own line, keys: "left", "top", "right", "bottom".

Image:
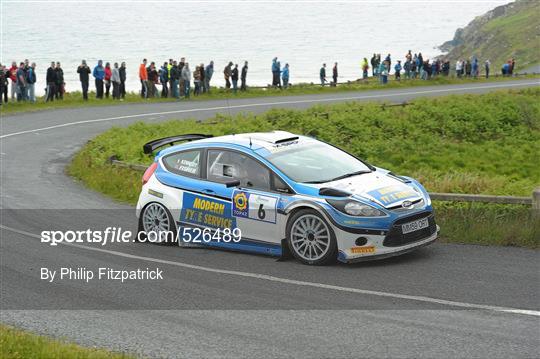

{"left": 266, "top": 142, "right": 371, "bottom": 183}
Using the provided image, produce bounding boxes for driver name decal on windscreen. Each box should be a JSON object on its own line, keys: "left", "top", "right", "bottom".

{"left": 232, "top": 190, "right": 278, "bottom": 223}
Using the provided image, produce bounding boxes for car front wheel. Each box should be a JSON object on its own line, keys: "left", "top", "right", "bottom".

{"left": 286, "top": 209, "right": 337, "bottom": 265}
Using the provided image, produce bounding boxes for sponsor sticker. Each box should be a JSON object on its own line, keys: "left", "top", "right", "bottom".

{"left": 232, "top": 190, "right": 278, "bottom": 223}
{"left": 367, "top": 185, "right": 418, "bottom": 206}
{"left": 351, "top": 246, "right": 376, "bottom": 254}
{"left": 180, "top": 192, "right": 236, "bottom": 229}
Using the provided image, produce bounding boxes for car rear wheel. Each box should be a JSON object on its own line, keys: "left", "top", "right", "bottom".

{"left": 286, "top": 209, "right": 337, "bottom": 265}
{"left": 138, "top": 202, "right": 176, "bottom": 245}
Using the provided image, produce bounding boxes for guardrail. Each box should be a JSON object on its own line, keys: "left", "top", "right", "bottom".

{"left": 109, "top": 158, "right": 540, "bottom": 211}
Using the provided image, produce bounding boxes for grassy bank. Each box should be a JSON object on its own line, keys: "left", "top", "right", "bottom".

{"left": 440, "top": 0, "right": 540, "bottom": 71}
{"left": 0, "top": 325, "right": 135, "bottom": 359}
{"left": 68, "top": 88, "right": 540, "bottom": 247}
{"left": 2, "top": 73, "right": 538, "bottom": 116}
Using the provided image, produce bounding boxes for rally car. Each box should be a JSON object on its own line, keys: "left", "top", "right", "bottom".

{"left": 136, "top": 131, "right": 439, "bottom": 265}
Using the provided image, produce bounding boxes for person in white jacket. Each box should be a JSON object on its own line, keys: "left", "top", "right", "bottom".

{"left": 111, "top": 62, "right": 121, "bottom": 100}
{"left": 181, "top": 63, "right": 191, "bottom": 98}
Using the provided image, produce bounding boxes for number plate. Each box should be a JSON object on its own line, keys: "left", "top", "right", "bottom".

{"left": 401, "top": 218, "right": 429, "bottom": 234}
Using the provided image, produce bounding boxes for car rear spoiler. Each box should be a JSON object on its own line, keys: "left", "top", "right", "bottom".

{"left": 143, "top": 134, "right": 213, "bottom": 154}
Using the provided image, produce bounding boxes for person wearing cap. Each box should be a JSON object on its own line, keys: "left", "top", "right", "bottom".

{"left": 77, "top": 60, "right": 91, "bottom": 100}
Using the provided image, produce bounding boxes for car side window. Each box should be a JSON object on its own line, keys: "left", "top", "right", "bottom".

{"left": 162, "top": 150, "right": 201, "bottom": 177}
{"left": 207, "top": 150, "right": 271, "bottom": 190}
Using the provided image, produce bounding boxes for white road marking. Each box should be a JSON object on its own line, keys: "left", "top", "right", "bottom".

{"left": 1, "top": 81, "right": 538, "bottom": 139}
{"left": 2, "top": 224, "right": 539, "bottom": 317}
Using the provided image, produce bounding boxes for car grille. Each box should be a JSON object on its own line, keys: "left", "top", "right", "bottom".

{"left": 383, "top": 212, "right": 437, "bottom": 247}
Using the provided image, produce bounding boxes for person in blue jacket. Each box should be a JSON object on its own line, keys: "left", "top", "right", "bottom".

{"left": 282, "top": 63, "right": 290, "bottom": 89}
{"left": 93, "top": 60, "right": 105, "bottom": 99}
{"left": 394, "top": 60, "right": 402, "bottom": 81}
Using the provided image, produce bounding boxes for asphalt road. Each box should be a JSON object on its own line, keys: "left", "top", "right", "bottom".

{"left": 1, "top": 80, "right": 539, "bottom": 358}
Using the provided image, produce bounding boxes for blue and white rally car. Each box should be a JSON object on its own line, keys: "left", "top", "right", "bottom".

{"left": 136, "top": 131, "right": 438, "bottom": 265}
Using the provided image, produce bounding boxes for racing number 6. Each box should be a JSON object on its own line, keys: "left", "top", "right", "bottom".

{"left": 258, "top": 203, "right": 266, "bottom": 220}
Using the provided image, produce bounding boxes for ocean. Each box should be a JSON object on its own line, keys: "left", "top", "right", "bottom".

{"left": 2, "top": 0, "right": 509, "bottom": 95}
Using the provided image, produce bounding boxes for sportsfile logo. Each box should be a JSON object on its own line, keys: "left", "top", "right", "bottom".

{"left": 40, "top": 227, "right": 133, "bottom": 246}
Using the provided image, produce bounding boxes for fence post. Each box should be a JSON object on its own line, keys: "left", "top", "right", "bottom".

{"left": 533, "top": 188, "right": 540, "bottom": 218}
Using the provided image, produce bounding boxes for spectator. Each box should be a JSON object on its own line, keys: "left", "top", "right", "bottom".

{"left": 170, "top": 61, "right": 180, "bottom": 99}
{"left": 361, "top": 58, "right": 369, "bottom": 79}
{"left": 139, "top": 59, "right": 148, "bottom": 98}
{"left": 394, "top": 60, "right": 402, "bottom": 80}
{"left": 282, "top": 63, "right": 290, "bottom": 89}
{"left": 54, "top": 62, "right": 64, "bottom": 100}
{"left": 26, "top": 62, "right": 37, "bottom": 102}
{"left": 104, "top": 62, "right": 112, "bottom": 98}
{"left": 332, "top": 62, "right": 338, "bottom": 85}
{"left": 456, "top": 60, "right": 463, "bottom": 78}
{"left": 181, "top": 62, "right": 191, "bottom": 98}
{"left": 0, "top": 65, "right": 8, "bottom": 103}
{"left": 16, "top": 62, "right": 27, "bottom": 101}
{"left": 46, "top": 61, "right": 57, "bottom": 102}
{"left": 320, "top": 63, "right": 327, "bottom": 86}
{"left": 472, "top": 58, "right": 479, "bottom": 78}
{"left": 272, "top": 57, "right": 280, "bottom": 88}
{"left": 403, "top": 60, "right": 411, "bottom": 79}
{"left": 502, "top": 62, "right": 510, "bottom": 76}
{"left": 204, "top": 61, "right": 214, "bottom": 93}
{"left": 411, "top": 60, "right": 417, "bottom": 79}
{"left": 160, "top": 62, "right": 169, "bottom": 98}
{"left": 77, "top": 60, "right": 91, "bottom": 100}
{"left": 465, "top": 60, "right": 471, "bottom": 77}
{"left": 442, "top": 60, "right": 450, "bottom": 76}
{"left": 417, "top": 53, "right": 424, "bottom": 72}
{"left": 231, "top": 64, "right": 239, "bottom": 93}
{"left": 405, "top": 50, "right": 412, "bottom": 62}
{"left": 241, "top": 61, "right": 248, "bottom": 91}
{"left": 119, "top": 62, "right": 126, "bottom": 99}
{"left": 485, "top": 60, "right": 490, "bottom": 79}
{"left": 193, "top": 65, "right": 201, "bottom": 96}
{"left": 178, "top": 57, "right": 185, "bottom": 97}
{"left": 93, "top": 60, "right": 105, "bottom": 99}
{"left": 147, "top": 62, "right": 158, "bottom": 97}
{"left": 370, "top": 54, "right": 377, "bottom": 76}
{"left": 509, "top": 58, "right": 515, "bottom": 75}
{"left": 9, "top": 61, "right": 17, "bottom": 100}
{"left": 199, "top": 63, "right": 205, "bottom": 95}
{"left": 111, "top": 62, "right": 121, "bottom": 100}
{"left": 379, "top": 61, "right": 389, "bottom": 84}
{"left": 167, "top": 59, "right": 174, "bottom": 96}
{"left": 385, "top": 54, "right": 391, "bottom": 71}
{"left": 224, "top": 62, "right": 232, "bottom": 89}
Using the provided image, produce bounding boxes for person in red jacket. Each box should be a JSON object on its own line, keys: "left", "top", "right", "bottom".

{"left": 104, "top": 62, "right": 112, "bottom": 98}
{"left": 8, "top": 61, "right": 17, "bottom": 100}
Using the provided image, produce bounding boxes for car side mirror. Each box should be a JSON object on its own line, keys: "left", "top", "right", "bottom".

{"left": 225, "top": 180, "right": 241, "bottom": 188}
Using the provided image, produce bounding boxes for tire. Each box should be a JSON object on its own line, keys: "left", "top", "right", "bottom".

{"left": 286, "top": 209, "right": 337, "bottom": 265}
{"left": 138, "top": 202, "right": 177, "bottom": 245}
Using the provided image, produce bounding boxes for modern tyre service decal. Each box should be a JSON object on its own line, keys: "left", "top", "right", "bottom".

{"left": 180, "top": 192, "right": 236, "bottom": 229}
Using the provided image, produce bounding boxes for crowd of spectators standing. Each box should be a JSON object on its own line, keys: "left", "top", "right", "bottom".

{"left": 0, "top": 53, "right": 520, "bottom": 104}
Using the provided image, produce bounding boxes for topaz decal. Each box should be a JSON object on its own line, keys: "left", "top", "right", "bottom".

{"left": 232, "top": 190, "right": 278, "bottom": 223}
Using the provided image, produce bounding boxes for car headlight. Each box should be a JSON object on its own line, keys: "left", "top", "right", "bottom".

{"left": 326, "top": 199, "right": 385, "bottom": 217}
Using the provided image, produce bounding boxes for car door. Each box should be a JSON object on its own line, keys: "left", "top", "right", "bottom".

{"left": 204, "top": 148, "right": 283, "bottom": 247}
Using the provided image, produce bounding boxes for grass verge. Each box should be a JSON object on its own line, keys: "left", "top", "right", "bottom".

{"left": 0, "top": 325, "right": 136, "bottom": 359}
{"left": 2, "top": 74, "right": 538, "bottom": 116}
{"left": 68, "top": 88, "right": 540, "bottom": 248}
